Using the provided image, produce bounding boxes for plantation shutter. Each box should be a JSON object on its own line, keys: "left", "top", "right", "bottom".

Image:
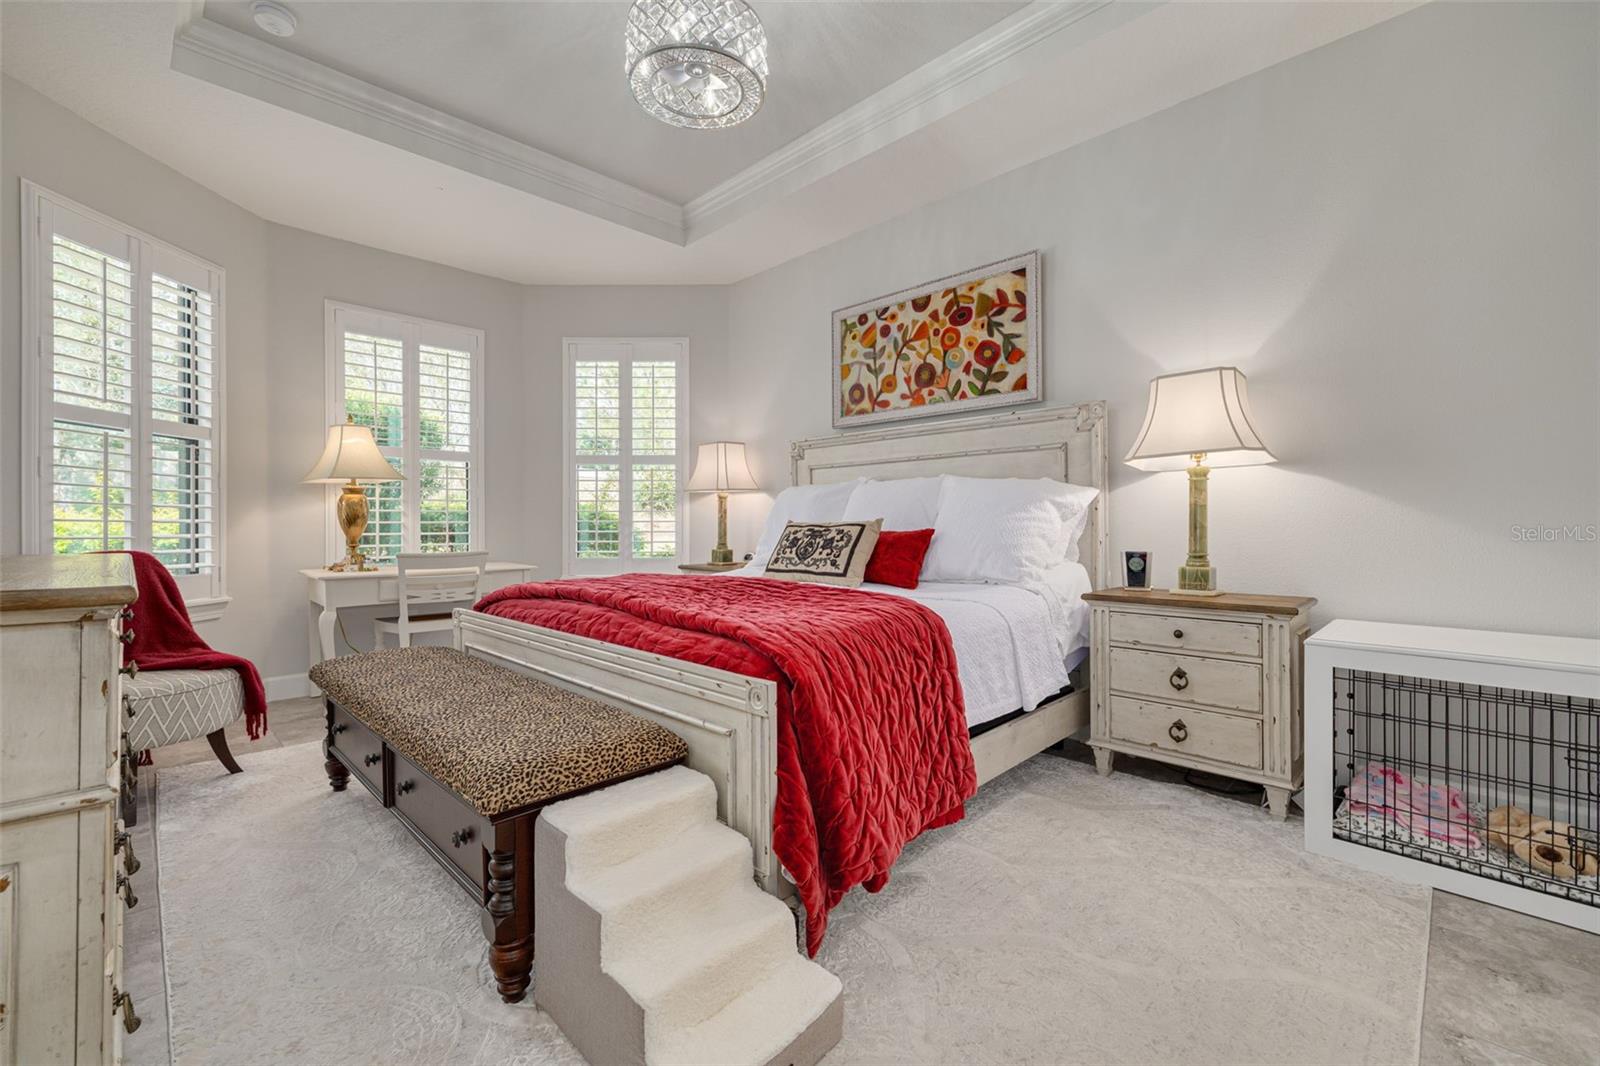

{"left": 566, "top": 339, "right": 686, "bottom": 574}
{"left": 31, "top": 186, "right": 226, "bottom": 606}
{"left": 329, "top": 305, "right": 482, "bottom": 562}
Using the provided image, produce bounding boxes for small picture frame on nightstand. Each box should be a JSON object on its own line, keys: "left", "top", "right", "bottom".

{"left": 1123, "top": 550, "right": 1152, "bottom": 589}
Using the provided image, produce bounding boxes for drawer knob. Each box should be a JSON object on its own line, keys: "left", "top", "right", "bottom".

{"left": 363, "top": 752, "right": 382, "bottom": 767}
{"left": 1169, "top": 667, "right": 1189, "bottom": 691}
{"left": 119, "top": 627, "right": 136, "bottom": 645}
{"left": 451, "top": 828, "right": 475, "bottom": 848}
{"left": 120, "top": 606, "right": 135, "bottom": 622}
{"left": 331, "top": 723, "right": 348, "bottom": 735}
{"left": 1168, "top": 719, "right": 1188, "bottom": 743}
{"left": 120, "top": 662, "right": 139, "bottom": 679}
{"left": 124, "top": 697, "right": 136, "bottom": 720}
{"left": 1172, "top": 628, "right": 1184, "bottom": 639}
{"left": 397, "top": 780, "right": 415, "bottom": 795}
{"left": 113, "top": 987, "right": 141, "bottom": 1034}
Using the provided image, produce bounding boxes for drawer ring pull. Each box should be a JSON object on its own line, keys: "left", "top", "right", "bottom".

{"left": 1169, "top": 667, "right": 1189, "bottom": 691}
{"left": 397, "top": 780, "right": 415, "bottom": 795}
{"left": 1172, "top": 628, "right": 1184, "bottom": 639}
{"left": 113, "top": 987, "right": 142, "bottom": 1035}
{"left": 1168, "top": 719, "right": 1188, "bottom": 743}
{"left": 363, "top": 752, "right": 382, "bottom": 767}
{"left": 451, "top": 828, "right": 475, "bottom": 848}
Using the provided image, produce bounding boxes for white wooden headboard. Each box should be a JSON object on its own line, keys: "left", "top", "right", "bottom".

{"left": 790, "top": 402, "right": 1110, "bottom": 588}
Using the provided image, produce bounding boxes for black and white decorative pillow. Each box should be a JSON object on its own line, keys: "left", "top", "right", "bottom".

{"left": 762, "top": 519, "right": 882, "bottom": 587}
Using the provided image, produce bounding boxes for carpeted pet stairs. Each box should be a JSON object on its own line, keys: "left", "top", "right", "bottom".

{"left": 535, "top": 765, "right": 843, "bottom": 1066}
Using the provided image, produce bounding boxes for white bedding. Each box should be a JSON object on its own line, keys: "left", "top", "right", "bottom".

{"left": 728, "top": 562, "right": 1092, "bottom": 728}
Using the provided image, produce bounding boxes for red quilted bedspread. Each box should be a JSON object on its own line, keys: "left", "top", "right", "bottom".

{"left": 475, "top": 573, "right": 976, "bottom": 953}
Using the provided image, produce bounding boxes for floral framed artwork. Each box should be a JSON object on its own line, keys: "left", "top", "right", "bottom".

{"left": 832, "top": 250, "right": 1041, "bottom": 429}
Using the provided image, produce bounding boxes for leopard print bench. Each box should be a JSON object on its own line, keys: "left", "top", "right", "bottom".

{"left": 308, "top": 646, "right": 688, "bottom": 1002}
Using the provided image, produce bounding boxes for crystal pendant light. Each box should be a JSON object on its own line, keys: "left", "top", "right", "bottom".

{"left": 625, "top": 0, "right": 769, "bottom": 129}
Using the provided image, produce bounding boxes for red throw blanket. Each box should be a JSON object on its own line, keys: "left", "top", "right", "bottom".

{"left": 111, "top": 551, "right": 267, "bottom": 740}
{"left": 476, "top": 573, "right": 976, "bottom": 955}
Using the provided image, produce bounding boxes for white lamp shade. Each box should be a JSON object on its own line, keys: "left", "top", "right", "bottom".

{"left": 1124, "top": 366, "right": 1277, "bottom": 472}
{"left": 686, "top": 441, "right": 759, "bottom": 493}
{"left": 302, "top": 423, "right": 403, "bottom": 483}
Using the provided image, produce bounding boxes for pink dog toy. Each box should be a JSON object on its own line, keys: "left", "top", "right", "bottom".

{"left": 1347, "top": 762, "right": 1481, "bottom": 848}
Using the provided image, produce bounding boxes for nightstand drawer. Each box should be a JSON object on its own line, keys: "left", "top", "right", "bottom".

{"left": 1109, "top": 647, "right": 1263, "bottom": 714}
{"left": 1110, "top": 696, "right": 1262, "bottom": 770}
{"left": 1108, "top": 610, "right": 1261, "bottom": 658}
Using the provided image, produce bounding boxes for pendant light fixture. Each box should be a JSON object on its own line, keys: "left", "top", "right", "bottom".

{"left": 625, "top": 0, "right": 769, "bottom": 129}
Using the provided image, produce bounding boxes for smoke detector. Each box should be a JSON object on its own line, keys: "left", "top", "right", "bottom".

{"left": 251, "top": 1, "right": 297, "bottom": 37}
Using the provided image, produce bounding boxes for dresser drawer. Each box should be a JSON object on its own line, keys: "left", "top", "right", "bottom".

{"left": 1108, "top": 610, "right": 1261, "bottom": 658}
{"left": 1110, "top": 696, "right": 1262, "bottom": 770}
{"left": 391, "top": 751, "right": 486, "bottom": 893}
{"left": 328, "top": 705, "right": 385, "bottom": 797}
{"left": 1109, "top": 647, "right": 1263, "bottom": 714}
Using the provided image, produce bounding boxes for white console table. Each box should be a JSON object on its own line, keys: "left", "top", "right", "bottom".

{"left": 302, "top": 562, "right": 535, "bottom": 662}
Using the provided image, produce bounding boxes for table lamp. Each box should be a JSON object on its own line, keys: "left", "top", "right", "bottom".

{"left": 302, "top": 419, "right": 404, "bottom": 572}
{"left": 1124, "top": 367, "right": 1275, "bottom": 595}
{"left": 686, "top": 441, "right": 759, "bottom": 564}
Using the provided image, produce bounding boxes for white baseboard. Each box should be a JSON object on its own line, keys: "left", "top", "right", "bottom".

{"left": 265, "top": 674, "right": 316, "bottom": 703}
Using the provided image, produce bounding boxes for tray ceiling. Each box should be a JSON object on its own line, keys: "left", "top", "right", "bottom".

{"left": 198, "top": 1, "right": 1026, "bottom": 204}
{"left": 0, "top": 1, "right": 1419, "bottom": 284}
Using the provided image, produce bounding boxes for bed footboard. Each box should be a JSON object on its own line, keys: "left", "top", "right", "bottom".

{"left": 454, "top": 608, "right": 788, "bottom": 895}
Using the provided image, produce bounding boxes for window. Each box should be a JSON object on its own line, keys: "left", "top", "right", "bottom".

{"left": 327, "top": 303, "right": 483, "bottom": 564}
{"left": 564, "top": 339, "right": 688, "bottom": 574}
{"left": 22, "top": 182, "right": 226, "bottom": 612}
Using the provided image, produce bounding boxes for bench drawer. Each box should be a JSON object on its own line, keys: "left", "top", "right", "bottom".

{"left": 1110, "top": 696, "right": 1262, "bottom": 771}
{"left": 391, "top": 750, "right": 486, "bottom": 892}
{"left": 1109, "top": 647, "right": 1263, "bottom": 714}
{"left": 329, "top": 705, "right": 384, "bottom": 797}
{"left": 1108, "top": 610, "right": 1261, "bottom": 658}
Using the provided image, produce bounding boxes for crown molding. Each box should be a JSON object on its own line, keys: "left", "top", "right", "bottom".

{"left": 681, "top": 0, "right": 1135, "bottom": 240}
{"left": 170, "top": 17, "right": 688, "bottom": 244}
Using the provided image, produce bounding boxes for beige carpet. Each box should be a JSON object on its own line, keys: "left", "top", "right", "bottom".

{"left": 154, "top": 744, "right": 1430, "bottom": 1064}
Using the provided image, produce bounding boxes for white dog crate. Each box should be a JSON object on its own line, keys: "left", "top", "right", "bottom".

{"left": 1305, "top": 620, "right": 1599, "bottom": 931}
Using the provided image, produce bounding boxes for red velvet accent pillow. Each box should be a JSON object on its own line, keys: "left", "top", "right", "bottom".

{"left": 864, "top": 528, "right": 936, "bottom": 589}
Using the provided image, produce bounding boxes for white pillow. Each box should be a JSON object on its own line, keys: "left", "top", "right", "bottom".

{"left": 923, "top": 477, "right": 1099, "bottom": 584}
{"left": 841, "top": 476, "right": 943, "bottom": 531}
{"left": 749, "top": 479, "right": 863, "bottom": 569}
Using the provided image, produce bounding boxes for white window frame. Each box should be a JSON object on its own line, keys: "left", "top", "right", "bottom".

{"left": 563, "top": 337, "right": 690, "bottom": 576}
{"left": 20, "top": 180, "right": 229, "bottom": 620}
{"left": 324, "top": 300, "right": 486, "bottom": 563}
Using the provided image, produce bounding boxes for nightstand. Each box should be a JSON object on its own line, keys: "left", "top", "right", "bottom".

{"left": 677, "top": 561, "right": 744, "bottom": 573}
{"left": 1084, "top": 588, "right": 1316, "bottom": 820}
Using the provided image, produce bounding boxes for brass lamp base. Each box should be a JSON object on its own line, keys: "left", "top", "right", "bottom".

{"left": 326, "top": 478, "right": 376, "bottom": 572}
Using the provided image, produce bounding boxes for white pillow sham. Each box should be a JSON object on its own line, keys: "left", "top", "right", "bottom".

{"left": 749, "top": 479, "right": 863, "bottom": 569}
{"left": 840, "top": 476, "right": 943, "bottom": 531}
{"left": 922, "top": 476, "right": 1099, "bottom": 584}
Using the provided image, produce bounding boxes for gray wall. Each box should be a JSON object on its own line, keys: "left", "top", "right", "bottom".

{"left": 719, "top": 1, "right": 1600, "bottom": 637}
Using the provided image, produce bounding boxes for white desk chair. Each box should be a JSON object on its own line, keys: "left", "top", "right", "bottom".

{"left": 373, "top": 551, "right": 489, "bottom": 649}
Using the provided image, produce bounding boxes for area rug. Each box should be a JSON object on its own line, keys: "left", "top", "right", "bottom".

{"left": 155, "top": 744, "right": 1430, "bottom": 1064}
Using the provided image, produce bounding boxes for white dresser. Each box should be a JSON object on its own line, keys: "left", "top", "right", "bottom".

{"left": 0, "top": 556, "right": 140, "bottom": 1064}
{"left": 1085, "top": 587, "right": 1317, "bottom": 820}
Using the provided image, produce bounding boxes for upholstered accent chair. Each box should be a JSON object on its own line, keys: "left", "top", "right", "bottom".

{"left": 124, "top": 668, "right": 245, "bottom": 774}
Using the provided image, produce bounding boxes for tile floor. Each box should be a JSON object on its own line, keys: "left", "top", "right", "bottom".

{"left": 123, "top": 704, "right": 1599, "bottom": 1066}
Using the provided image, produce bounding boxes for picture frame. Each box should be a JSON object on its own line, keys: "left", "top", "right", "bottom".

{"left": 1124, "top": 550, "right": 1152, "bottom": 589}
{"left": 831, "top": 250, "right": 1042, "bottom": 429}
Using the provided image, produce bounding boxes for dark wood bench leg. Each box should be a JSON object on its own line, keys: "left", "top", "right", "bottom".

{"left": 323, "top": 699, "right": 349, "bottom": 791}
{"left": 484, "top": 821, "right": 535, "bottom": 1003}
{"left": 207, "top": 729, "right": 244, "bottom": 774}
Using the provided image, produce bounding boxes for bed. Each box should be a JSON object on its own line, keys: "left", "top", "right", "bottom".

{"left": 453, "top": 402, "right": 1108, "bottom": 935}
